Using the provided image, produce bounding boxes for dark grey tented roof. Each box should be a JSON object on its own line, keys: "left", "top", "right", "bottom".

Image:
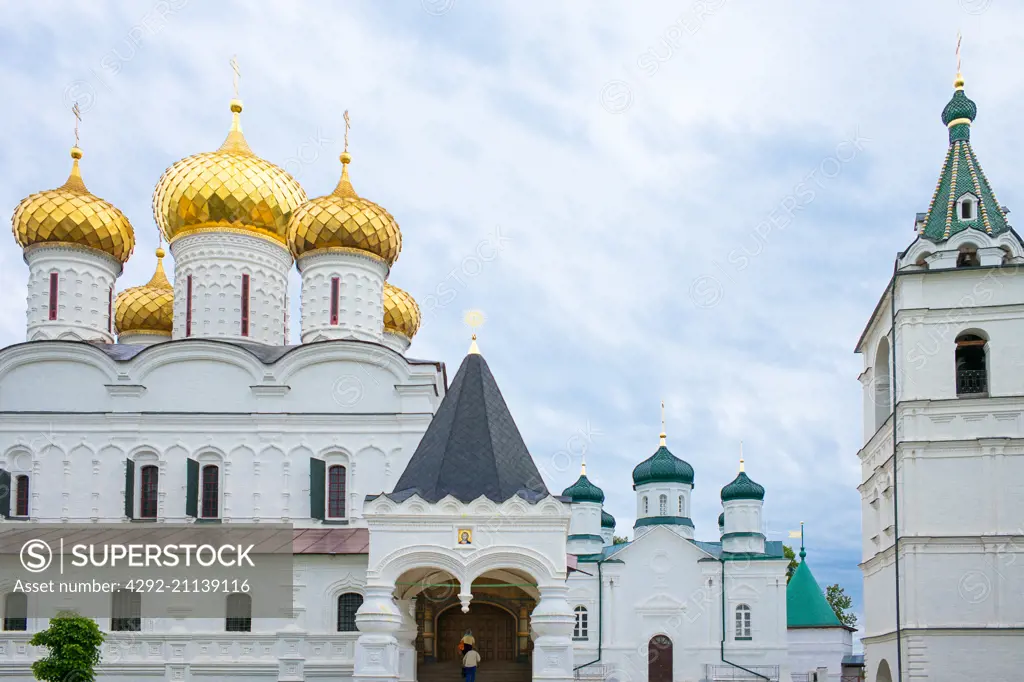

{"left": 389, "top": 351, "right": 550, "bottom": 503}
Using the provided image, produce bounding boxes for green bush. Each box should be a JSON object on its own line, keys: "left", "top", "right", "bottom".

{"left": 29, "top": 614, "right": 104, "bottom": 682}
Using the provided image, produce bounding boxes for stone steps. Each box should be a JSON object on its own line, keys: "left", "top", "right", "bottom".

{"left": 418, "top": 661, "right": 532, "bottom": 682}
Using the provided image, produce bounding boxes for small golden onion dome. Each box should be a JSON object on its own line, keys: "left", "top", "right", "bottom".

{"left": 383, "top": 282, "right": 421, "bottom": 340}
{"left": 12, "top": 147, "right": 135, "bottom": 263}
{"left": 287, "top": 152, "right": 402, "bottom": 264}
{"left": 152, "top": 99, "right": 307, "bottom": 246}
{"left": 114, "top": 247, "right": 174, "bottom": 337}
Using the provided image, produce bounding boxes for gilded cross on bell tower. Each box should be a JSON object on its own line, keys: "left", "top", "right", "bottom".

{"left": 72, "top": 101, "right": 82, "bottom": 148}
{"left": 230, "top": 55, "right": 240, "bottom": 98}
{"left": 343, "top": 110, "right": 351, "bottom": 154}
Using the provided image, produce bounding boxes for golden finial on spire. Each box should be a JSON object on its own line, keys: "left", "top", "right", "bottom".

{"left": 739, "top": 440, "right": 745, "bottom": 472}
{"left": 465, "top": 310, "right": 485, "bottom": 355}
{"left": 659, "top": 400, "right": 667, "bottom": 446}
{"left": 954, "top": 31, "right": 965, "bottom": 90}
{"left": 581, "top": 454, "right": 587, "bottom": 476}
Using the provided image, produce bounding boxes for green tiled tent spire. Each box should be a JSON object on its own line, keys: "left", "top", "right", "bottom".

{"left": 919, "top": 72, "right": 1009, "bottom": 242}
{"left": 786, "top": 539, "right": 844, "bottom": 628}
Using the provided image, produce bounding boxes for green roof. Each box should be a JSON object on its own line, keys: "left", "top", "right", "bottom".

{"left": 786, "top": 559, "right": 843, "bottom": 628}
{"left": 561, "top": 473, "right": 605, "bottom": 504}
{"left": 919, "top": 78, "right": 1009, "bottom": 242}
{"left": 632, "top": 443, "right": 694, "bottom": 486}
{"left": 601, "top": 509, "right": 616, "bottom": 528}
{"left": 720, "top": 471, "right": 764, "bottom": 502}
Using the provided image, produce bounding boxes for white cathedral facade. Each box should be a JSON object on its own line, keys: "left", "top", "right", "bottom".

{"left": 855, "top": 72, "right": 1024, "bottom": 681}
{"left": 23, "top": 64, "right": 1024, "bottom": 682}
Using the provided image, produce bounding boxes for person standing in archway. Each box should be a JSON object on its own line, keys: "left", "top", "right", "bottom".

{"left": 462, "top": 643, "right": 481, "bottom": 682}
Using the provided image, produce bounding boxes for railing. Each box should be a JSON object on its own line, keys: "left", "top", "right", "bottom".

{"left": 703, "top": 664, "right": 779, "bottom": 681}
{"left": 956, "top": 368, "right": 987, "bottom": 395}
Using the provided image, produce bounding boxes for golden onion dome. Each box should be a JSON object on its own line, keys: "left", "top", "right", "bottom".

{"left": 114, "top": 247, "right": 174, "bottom": 337}
{"left": 383, "top": 282, "right": 421, "bottom": 340}
{"left": 287, "top": 152, "right": 402, "bottom": 264}
{"left": 152, "top": 99, "right": 307, "bottom": 246}
{"left": 12, "top": 146, "right": 135, "bottom": 263}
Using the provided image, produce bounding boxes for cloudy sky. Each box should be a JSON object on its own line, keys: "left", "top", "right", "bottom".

{"left": 2, "top": 0, "right": 1021, "bottom": 624}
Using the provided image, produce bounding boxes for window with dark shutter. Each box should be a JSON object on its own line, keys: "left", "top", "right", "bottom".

{"left": 201, "top": 465, "right": 219, "bottom": 518}
{"left": 140, "top": 466, "right": 159, "bottom": 519}
{"left": 328, "top": 465, "right": 346, "bottom": 518}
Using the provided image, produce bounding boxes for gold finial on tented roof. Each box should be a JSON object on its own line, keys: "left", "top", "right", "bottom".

{"left": 659, "top": 400, "right": 667, "bottom": 446}
{"left": 954, "top": 31, "right": 965, "bottom": 90}
{"left": 465, "top": 310, "right": 484, "bottom": 354}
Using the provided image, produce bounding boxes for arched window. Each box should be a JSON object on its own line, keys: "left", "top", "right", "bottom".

{"left": 3, "top": 592, "right": 27, "bottom": 631}
{"left": 956, "top": 332, "right": 988, "bottom": 396}
{"left": 337, "top": 592, "right": 363, "bottom": 632}
{"left": 111, "top": 590, "right": 141, "bottom": 632}
{"left": 642, "top": 496, "right": 649, "bottom": 515}
{"left": 14, "top": 475, "right": 29, "bottom": 517}
{"left": 735, "top": 604, "right": 751, "bottom": 639}
{"left": 201, "top": 464, "right": 219, "bottom": 518}
{"left": 328, "top": 465, "right": 347, "bottom": 519}
{"left": 658, "top": 494, "right": 668, "bottom": 516}
{"left": 140, "top": 465, "right": 159, "bottom": 519}
{"left": 678, "top": 495, "right": 684, "bottom": 514}
{"left": 573, "top": 605, "right": 588, "bottom": 640}
{"left": 226, "top": 593, "right": 252, "bottom": 632}
{"left": 957, "top": 193, "right": 978, "bottom": 222}
{"left": 874, "top": 337, "right": 891, "bottom": 430}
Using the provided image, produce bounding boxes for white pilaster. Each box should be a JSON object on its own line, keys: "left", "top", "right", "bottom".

{"left": 24, "top": 244, "right": 120, "bottom": 343}
{"left": 298, "top": 249, "right": 388, "bottom": 343}
{"left": 170, "top": 230, "right": 292, "bottom": 344}
{"left": 396, "top": 598, "right": 418, "bottom": 682}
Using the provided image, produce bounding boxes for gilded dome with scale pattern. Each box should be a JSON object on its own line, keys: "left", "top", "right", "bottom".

{"left": 114, "top": 247, "right": 174, "bottom": 337}
{"left": 383, "top": 282, "right": 421, "bottom": 340}
{"left": 12, "top": 147, "right": 135, "bottom": 263}
{"left": 287, "top": 152, "right": 402, "bottom": 264}
{"left": 152, "top": 100, "right": 307, "bottom": 246}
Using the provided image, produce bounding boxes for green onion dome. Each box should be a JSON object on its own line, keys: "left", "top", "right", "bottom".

{"left": 632, "top": 444, "right": 694, "bottom": 487}
{"left": 942, "top": 76, "right": 977, "bottom": 127}
{"left": 562, "top": 473, "right": 605, "bottom": 504}
{"left": 601, "top": 509, "right": 616, "bottom": 529}
{"left": 721, "top": 471, "right": 765, "bottom": 502}
{"left": 718, "top": 512, "right": 725, "bottom": 528}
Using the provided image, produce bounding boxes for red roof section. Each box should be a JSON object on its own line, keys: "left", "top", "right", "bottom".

{"left": 293, "top": 528, "right": 369, "bottom": 554}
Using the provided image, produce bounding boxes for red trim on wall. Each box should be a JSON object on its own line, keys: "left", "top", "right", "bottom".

{"left": 241, "top": 274, "right": 250, "bottom": 337}
{"left": 330, "top": 277, "right": 340, "bottom": 325}
{"left": 108, "top": 286, "right": 113, "bottom": 333}
{"left": 48, "top": 273, "right": 58, "bottom": 320}
{"left": 186, "top": 275, "right": 193, "bottom": 337}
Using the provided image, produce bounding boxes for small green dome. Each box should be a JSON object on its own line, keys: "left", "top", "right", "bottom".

{"left": 941, "top": 86, "right": 977, "bottom": 126}
{"left": 632, "top": 445, "right": 694, "bottom": 487}
{"left": 721, "top": 471, "right": 765, "bottom": 502}
{"left": 562, "top": 474, "right": 605, "bottom": 504}
{"left": 718, "top": 512, "right": 725, "bottom": 528}
{"left": 601, "top": 509, "right": 616, "bottom": 529}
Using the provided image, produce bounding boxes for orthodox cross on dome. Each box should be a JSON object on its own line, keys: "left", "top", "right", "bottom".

{"left": 343, "top": 109, "right": 351, "bottom": 154}
{"left": 72, "top": 101, "right": 82, "bottom": 147}
{"left": 659, "top": 400, "right": 667, "bottom": 446}
{"left": 955, "top": 31, "right": 962, "bottom": 81}
{"left": 230, "top": 55, "right": 240, "bottom": 98}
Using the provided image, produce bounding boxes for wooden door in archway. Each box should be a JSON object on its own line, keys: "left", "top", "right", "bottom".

{"left": 648, "top": 635, "right": 673, "bottom": 682}
{"left": 438, "top": 603, "right": 517, "bottom": 662}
